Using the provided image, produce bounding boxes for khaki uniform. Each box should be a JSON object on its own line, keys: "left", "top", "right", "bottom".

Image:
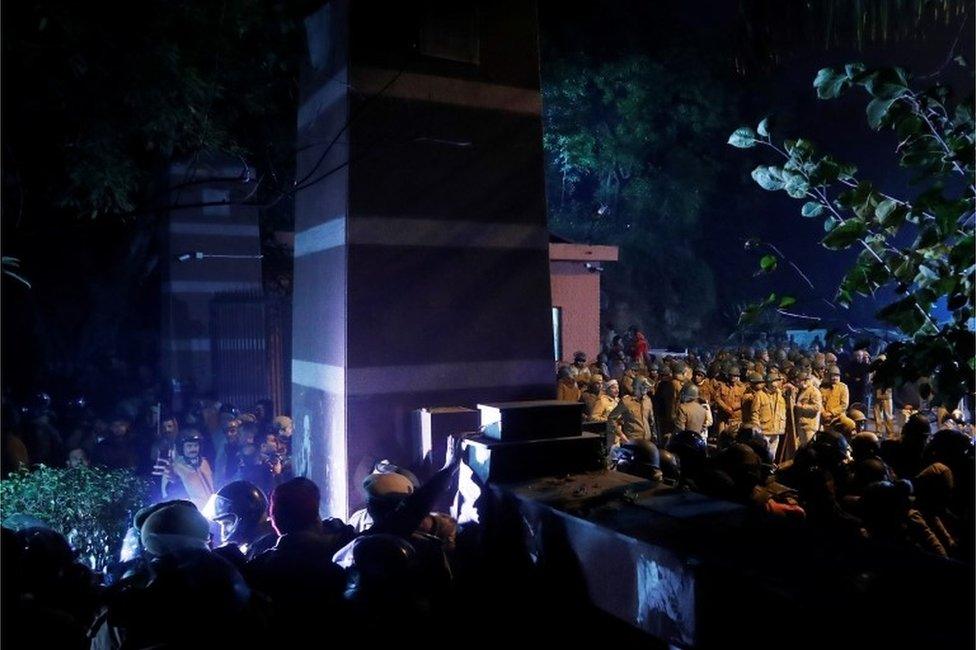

{"left": 620, "top": 370, "right": 639, "bottom": 396}
{"left": 740, "top": 388, "right": 759, "bottom": 431}
{"left": 557, "top": 378, "right": 582, "bottom": 403}
{"left": 696, "top": 379, "right": 715, "bottom": 404}
{"left": 748, "top": 389, "right": 786, "bottom": 458}
{"left": 821, "top": 381, "right": 850, "bottom": 424}
{"left": 581, "top": 391, "right": 601, "bottom": 417}
{"left": 590, "top": 394, "right": 620, "bottom": 422}
{"left": 714, "top": 381, "right": 746, "bottom": 431}
{"left": 748, "top": 389, "right": 787, "bottom": 434}
{"left": 794, "top": 384, "right": 823, "bottom": 446}
{"left": 609, "top": 395, "right": 655, "bottom": 443}
{"left": 873, "top": 386, "right": 894, "bottom": 438}
{"left": 676, "top": 401, "right": 712, "bottom": 437}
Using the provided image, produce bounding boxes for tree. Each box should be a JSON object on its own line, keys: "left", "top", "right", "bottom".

{"left": 3, "top": 0, "right": 306, "bottom": 225}
{"left": 730, "top": 62, "right": 974, "bottom": 402}
{"left": 2, "top": 1, "right": 308, "bottom": 392}
{"left": 543, "top": 52, "right": 735, "bottom": 345}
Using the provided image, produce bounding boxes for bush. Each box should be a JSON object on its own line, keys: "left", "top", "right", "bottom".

{"left": 0, "top": 465, "right": 150, "bottom": 572}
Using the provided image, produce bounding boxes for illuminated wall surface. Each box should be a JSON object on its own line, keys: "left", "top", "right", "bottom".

{"left": 292, "top": 0, "right": 556, "bottom": 518}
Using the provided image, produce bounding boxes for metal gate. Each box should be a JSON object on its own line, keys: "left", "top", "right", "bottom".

{"left": 210, "top": 295, "right": 289, "bottom": 413}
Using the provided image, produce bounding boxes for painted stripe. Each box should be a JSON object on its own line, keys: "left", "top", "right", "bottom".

{"left": 163, "top": 281, "right": 262, "bottom": 294}
{"left": 349, "top": 218, "right": 546, "bottom": 250}
{"left": 292, "top": 359, "right": 346, "bottom": 395}
{"left": 292, "top": 358, "right": 554, "bottom": 396}
{"left": 298, "top": 71, "right": 348, "bottom": 130}
{"left": 353, "top": 67, "right": 541, "bottom": 115}
{"left": 169, "top": 222, "right": 259, "bottom": 237}
{"left": 295, "top": 218, "right": 346, "bottom": 257}
{"left": 167, "top": 338, "right": 211, "bottom": 352}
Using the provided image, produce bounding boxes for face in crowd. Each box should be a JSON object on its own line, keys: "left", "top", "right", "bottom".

{"left": 67, "top": 448, "right": 89, "bottom": 468}
{"left": 110, "top": 419, "right": 130, "bottom": 438}
{"left": 182, "top": 440, "right": 201, "bottom": 460}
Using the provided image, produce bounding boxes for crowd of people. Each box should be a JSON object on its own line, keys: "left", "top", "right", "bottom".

{"left": 557, "top": 324, "right": 974, "bottom": 562}
{"left": 2, "top": 388, "right": 296, "bottom": 511}
{"left": 4, "top": 394, "right": 470, "bottom": 647}
{"left": 3, "top": 328, "right": 973, "bottom": 647}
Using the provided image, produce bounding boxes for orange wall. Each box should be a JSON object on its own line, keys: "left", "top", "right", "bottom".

{"left": 550, "top": 262, "right": 601, "bottom": 363}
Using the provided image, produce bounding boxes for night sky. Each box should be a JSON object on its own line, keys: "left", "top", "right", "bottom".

{"left": 539, "top": 0, "right": 973, "bottom": 336}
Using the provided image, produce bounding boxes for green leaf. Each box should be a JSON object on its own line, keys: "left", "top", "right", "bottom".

{"left": 914, "top": 226, "right": 940, "bottom": 250}
{"left": 950, "top": 234, "right": 975, "bottom": 268}
{"left": 836, "top": 287, "right": 853, "bottom": 308}
{"left": 837, "top": 162, "right": 858, "bottom": 182}
{"left": 862, "top": 67, "right": 911, "bottom": 100}
{"left": 785, "top": 139, "right": 815, "bottom": 159}
{"left": 728, "top": 127, "right": 757, "bottom": 148}
{"left": 822, "top": 218, "right": 867, "bottom": 250}
{"left": 866, "top": 96, "right": 898, "bottom": 130}
{"left": 845, "top": 63, "right": 867, "bottom": 79}
{"left": 779, "top": 295, "right": 797, "bottom": 308}
{"left": 759, "top": 254, "right": 778, "bottom": 272}
{"left": 875, "top": 199, "right": 907, "bottom": 229}
{"left": 757, "top": 117, "right": 770, "bottom": 138}
{"left": 913, "top": 264, "right": 940, "bottom": 287}
{"left": 893, "top": 255, "right": 918, "bottom": 284}
{"left": 954, "top": 54, "right": 968, "bottom": 68}
{"left": 876, "top": 296, "right": 927, "bottom": 335}
{"left": 954, "top": 101, "right": 974, "bottom": 129}
{"left": 783, "top": 171, "right": 810, "bottom": 198}
{"left": 813, "top": 67, "right": 848, "bottom": 99}
{"left": 801, "top": 201, "right": 824, "bottom": 218}
{"left": 751, "top": 165, "right": 785, "bottom": 191}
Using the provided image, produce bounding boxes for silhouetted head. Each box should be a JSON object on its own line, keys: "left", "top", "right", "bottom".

{"left": 270, "top": 477, "right": 321, "bottom": 536}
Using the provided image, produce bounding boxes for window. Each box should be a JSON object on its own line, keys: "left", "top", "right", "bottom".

{"left": 552, "top": 306, "right": 562, "bottom": 362}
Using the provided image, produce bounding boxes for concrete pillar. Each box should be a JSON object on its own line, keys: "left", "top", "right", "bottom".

{"left": 160, "top": 156, "right": 262, "bottom": 405}
{"left": 291, "top": 0, "right": 555, "bottom": 517}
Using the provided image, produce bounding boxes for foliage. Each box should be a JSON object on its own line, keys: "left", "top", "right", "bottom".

{"left": 733, "top": 0, "right": 969, "bottom": 75}
{"left": 3, "top": 0, "right": 305, "bottom": 225}
{"left": 2, "top": 0, "right": 307, "bottom": 391}
{"left": 730, "top": 62, "right": 975, "bottom": 402}
{"left": 543, "top": 52, "right": 735, "bottom": 344}
{"left": 0, "top": 465, "right": 150, "bottom": 572}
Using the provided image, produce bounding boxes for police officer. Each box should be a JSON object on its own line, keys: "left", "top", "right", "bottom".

{"left": 675, "top": 382, "right": 711, "bottom": 441}
{"left": 556, "top": 366, "right": 582, "bottom": 402}
{"left": 749, "top": 372, "right": 787, "bottom": 459}
{"left": 211, "top": 480, "right": 277, "bottom": 560}
{"left": 590, "top": 379, "right": 621, "bottom": 422}
{"left": 568, "top": 351, "right": 591, "bottom": 381}
{"left": 609, "top": 376, "right": 655, "bottom": 444}
{"left": 794, "top": 370, "right": 823, "bottom": 447}
{"left": 820, "top": 365, "right": 850, "bottom": 427}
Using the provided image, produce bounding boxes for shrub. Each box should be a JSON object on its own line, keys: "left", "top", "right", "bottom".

{"left": 0, "top": 465, "right": 150, "bottom": 572}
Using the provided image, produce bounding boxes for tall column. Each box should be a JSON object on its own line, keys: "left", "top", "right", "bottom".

{"left": 291, "top": 0, "right": 555, "bottom": 518}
